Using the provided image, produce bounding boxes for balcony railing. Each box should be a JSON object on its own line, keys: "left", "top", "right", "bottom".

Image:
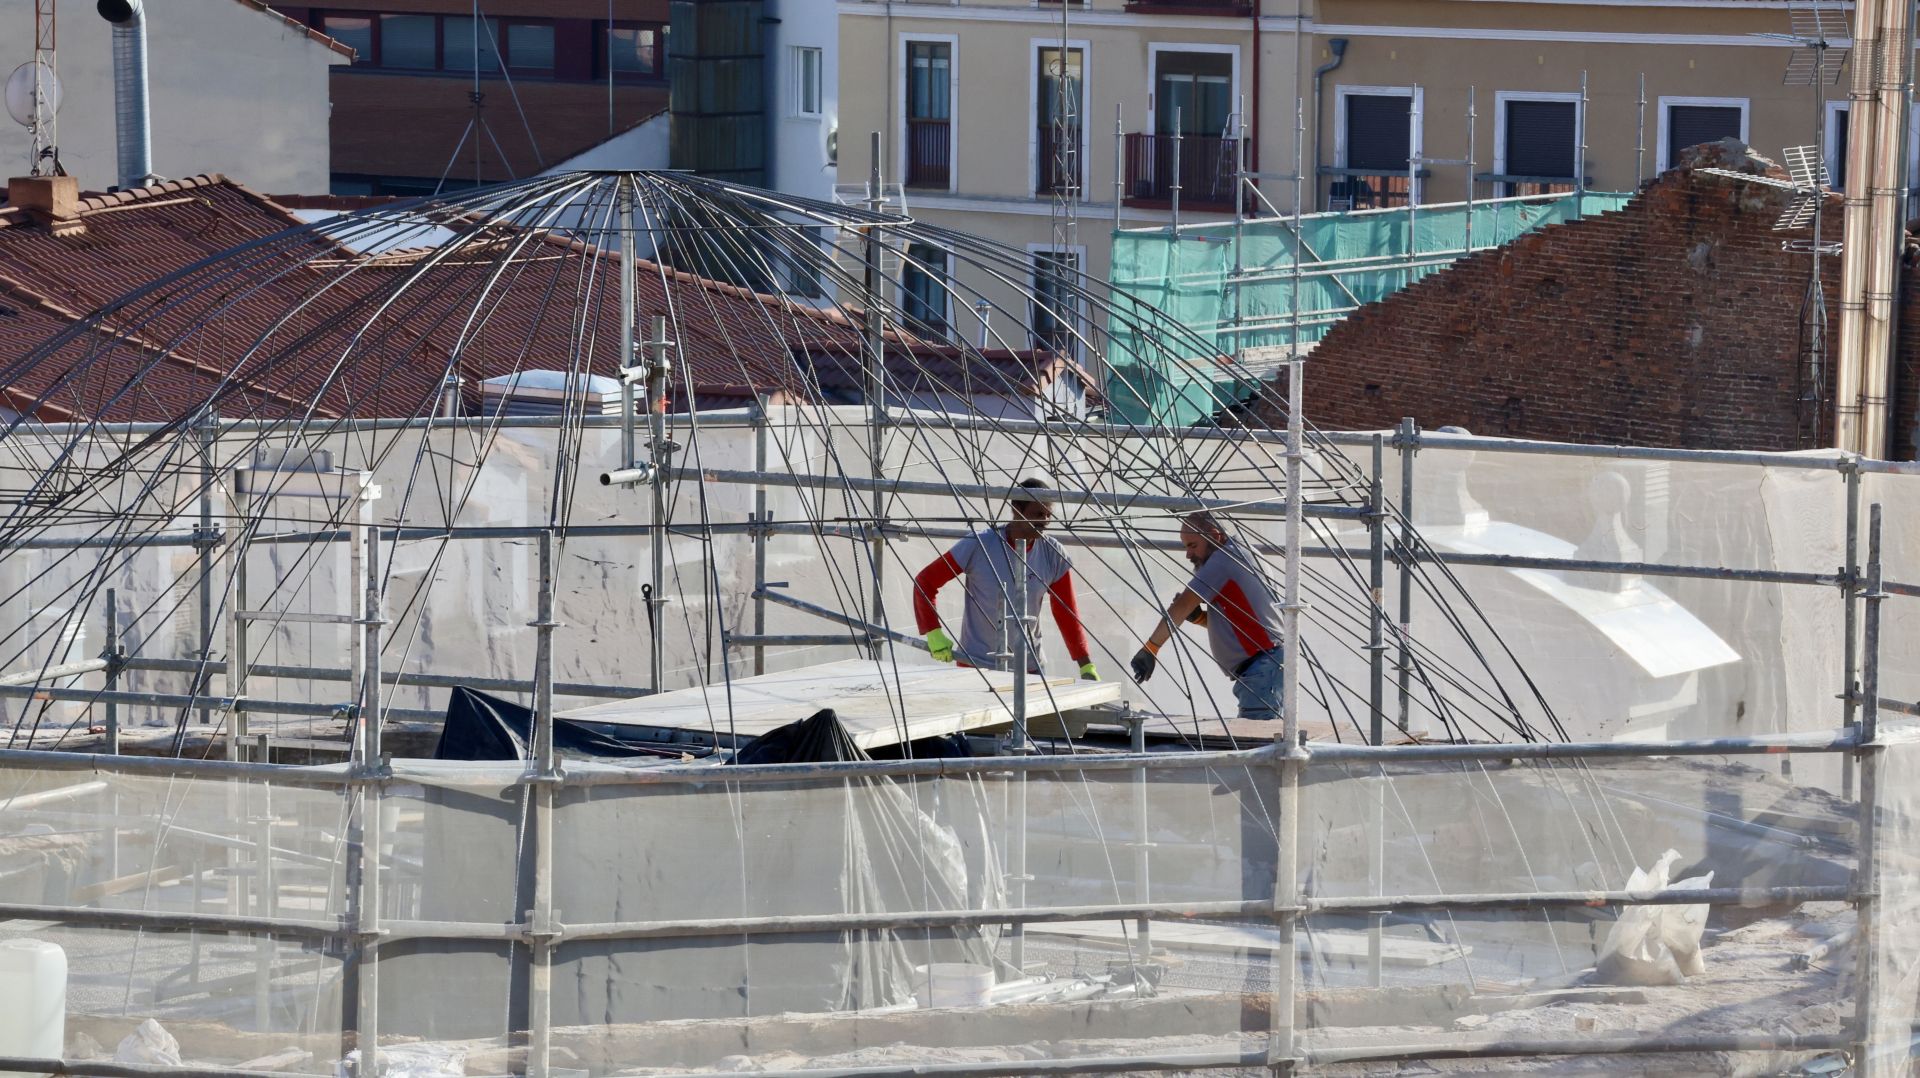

{"left": 1123, "top": 132, "right": 1240, "bottom": 210}
{"left": 1476, "top": 172, "right": 1587, "bottom": 198}
{"left": 1036, "top": 125, "right": 1082, "bottom": 195}
{"left": 1319, "top": 167, "right": 1426, "bottom": 211}
{"left": 906, "top": 118, "right": 951, "bottom": 188}
{"left": 1123, "top": 0, "right": 1252, "bottom": 14}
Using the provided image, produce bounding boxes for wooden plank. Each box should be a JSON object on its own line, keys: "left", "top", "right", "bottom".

{"left": 559, "top": 659, "right": 1120, "bottom": 750}
{"left": 1027, "top": 919, "right": 1470, "bottom": 967}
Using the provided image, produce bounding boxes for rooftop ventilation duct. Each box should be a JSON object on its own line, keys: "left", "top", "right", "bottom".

{"left": 96, "top": 0, "right": 151, "bottom": 191}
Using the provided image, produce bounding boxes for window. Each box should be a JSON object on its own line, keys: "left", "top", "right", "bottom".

{"left": 1343, "top": 92, "right": 1412, "bottom": 172}
{"left": 907, "top": 42, "right": 952, "bottom": 122}
{"left": 1029, "top": 248, "right": 1083, "bottom": 354}
{"left": 1659, "top": 98, "right": 1747, "bottom": 172}
{"left": 1154, "top": 51, "right": 1231, "bottom": 136}
{"left": 321, "top": 14, "right": 374, "bottom": 64}
{"left": 603, "top": 23, "right": 665, "bottom": 79}
{"left": 795, "top": 46, "right": 823, "bottom": 117}
{"left": 903, "top": 40, "right": 953, "bottom": 188}
{"left": 1331, "top": 87, "right": 1418, "bottom": 209}
{"left": 444, "top": 15, "right": 503, "bottom": 73}
{"left": 506, "top": 22, "right": 556, "bottom": 73}
{"left": 902, "top": 242, "right": 949, "bottom": 335}
{"left": 1497, "top": 94, "right": 1578, "bottom": 195}
{"left": 379, "top": 13, "right": 437, "bottom": 70}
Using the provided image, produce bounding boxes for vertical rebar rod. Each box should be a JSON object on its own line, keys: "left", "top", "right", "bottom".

{"left": 361, "top": 515, "right": 383, "bottom": 767}
{"left": 1130, "top": 703, "right": 1151, "bottom": 962}
{"left": 1396, "top": 417, "right": 1417, "bottom": 735}
{"left": 1366, "top": 434, "right": 1386, "bottom": 987}
{"left": 618, "top": 178, "right": 639, "bottom": 470}
{"left": 1843, "top": 461, "right": 1861, "bottom": 799}
{"left": 196, "top": 412, "right": 217, "bottom": 727}
{"left": 864, "top": 133, "right": 889, "bottom": 660}
{"left": 103, "top": 585, "right": 120, "bottom": 880}
{"left": 528, "top": 529, "right": 558, "bottom": 1078}
{"left": 226, "top": 478, "right": 250, "bottom": 762}
{"left": 1170, "top": 108, "right": 1183, "bottom": 233}
{"left": 648, "top": 314, "right": 671, "bottom": 693}
{"left": 1850, "top": 502, "right": 1885, "bottom": 1069}
{"left": 1270, "top": 95, "right": 1309, "bottom": 1075}
{"left": 1009, "top": 538, "right": 1032, "bottom": 972}
{"left": 350, "top": 497, "right": 381, "bottom": 1078}
{"left": 752, "top": 399, "right": 770, "bottom": 677}
{"left": 102, "top": 587, "right": 119, "bottom": 756}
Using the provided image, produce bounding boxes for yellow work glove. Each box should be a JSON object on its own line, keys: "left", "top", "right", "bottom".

{"left": 926, "top": 627, "right": 955, "bottom": 662}
{"left": 1078, "top": 661, "right": 1099, "bottom": 681}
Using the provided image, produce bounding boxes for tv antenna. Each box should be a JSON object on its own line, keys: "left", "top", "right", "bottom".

{"left": 4, "top": 1, "right": 61, "bottom": 176}
{"left": 1746, "top": 0, "right": 1850, "bottom": 442}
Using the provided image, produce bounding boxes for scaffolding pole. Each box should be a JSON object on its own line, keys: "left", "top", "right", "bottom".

{"left": 648, "top": 314, "right": 672, "bottom": 693}
{"left": 528, "top": 529, "right": 560, "bottom": 1078}
{"left": 1395, "top": 418, "right": 1418, "bottom": 735}
{"left": 1850, "top": 502, "right": 1886, "bottom": 1072}
{"left": 864, "top": 132, "right": 890, "bottom": 660}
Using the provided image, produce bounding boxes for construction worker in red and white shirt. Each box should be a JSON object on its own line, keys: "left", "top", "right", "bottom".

{"left": 912, "top": 477, "right": 1099, "bottom": 679}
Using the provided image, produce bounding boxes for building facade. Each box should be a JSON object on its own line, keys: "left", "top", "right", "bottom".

{"left": 281, "top": 1, "right": 672, "bottom": 194}
{"left": 837, "top": 0, "right": 1872, "bottom": 364}
{"left": 0, "top": 0, "right": 348, "bottom": 194}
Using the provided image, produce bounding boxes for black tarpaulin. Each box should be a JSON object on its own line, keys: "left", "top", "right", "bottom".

{"left": 729, "top": 707, "right": 868, "bottom": 764}
{"left": 433, "top": 686, "right": 681, "bottom": 760}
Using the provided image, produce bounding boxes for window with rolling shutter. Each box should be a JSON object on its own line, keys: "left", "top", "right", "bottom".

{"left": 1504, "top": 100, "right": 1577, "bottom": 179}
{"left": 1666, "top": 104, "right": 1744, "bottom": 167}
{"left": 1344, "top": 93, "right": 1412, "bottom": 172}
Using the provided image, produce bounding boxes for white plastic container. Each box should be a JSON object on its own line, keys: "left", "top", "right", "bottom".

{"left": 916, "top": 962, "right": 993, "bottom": 1008}
{"left": 0, "top": 938, "right": 66, "bottom": 1074}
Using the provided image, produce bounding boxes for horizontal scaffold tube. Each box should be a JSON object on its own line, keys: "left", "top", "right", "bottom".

{"left": 669, "top": 467, "right": 1371, "bottom": 521}
{"left": 125, "top": 656, "right": 652, "bottom": 700}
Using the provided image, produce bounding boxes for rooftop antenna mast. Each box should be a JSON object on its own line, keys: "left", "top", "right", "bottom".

{"left": 433, "top": 0, "right": 516, "bottom": 193}
{"left": 31, "top": 0, "right": 55, "bottom": 175}
{"left": 1761, "top": 0, "right": 1851, "bottom": 443}
{"left": 4, "top": 1, "right": 61, "bottom": 174}
{"left": 1042, "top": 0, "right": 1078, "bottom": 355}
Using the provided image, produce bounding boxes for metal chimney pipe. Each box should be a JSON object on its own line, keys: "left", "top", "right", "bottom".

{"left": 96, "top": 0, "right": 151, "bottom": 191}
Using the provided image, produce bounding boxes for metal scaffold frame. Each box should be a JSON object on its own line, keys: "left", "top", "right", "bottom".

{"left": 0, "top": 169, "right": 1909, "bottom": 1077}
{"left": 0, "top": 409, "right": 1909, "bottom": 1077}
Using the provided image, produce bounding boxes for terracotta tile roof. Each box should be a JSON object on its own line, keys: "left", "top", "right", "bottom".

{"left": 0, "top": 175, "right": 1080, "bottom": 425}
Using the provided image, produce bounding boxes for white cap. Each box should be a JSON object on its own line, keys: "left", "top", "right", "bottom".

{"left": 1009, "top": 471, "right": 1056, "bottom": 505}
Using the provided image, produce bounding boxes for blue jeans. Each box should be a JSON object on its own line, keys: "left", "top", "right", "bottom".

{"left": 1232, "top": 651, "right": 1283, "bottom": 720}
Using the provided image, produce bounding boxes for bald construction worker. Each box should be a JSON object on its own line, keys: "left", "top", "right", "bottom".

{"left": 913, "top": 478, "right": 1099, "bottom": 679}
{"left": 1130, "top": 511, "right": 1283, "bottom": 719}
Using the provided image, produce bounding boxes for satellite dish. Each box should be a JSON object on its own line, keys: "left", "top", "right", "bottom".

{"left": 5, "top": 62, "right": 61, "bottom": 128}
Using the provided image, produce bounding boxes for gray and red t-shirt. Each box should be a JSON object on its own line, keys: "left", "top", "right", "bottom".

{"left": 1187, "top": 539, "right": 1282, "bottom": 675}
{"left": 913, "top": 527, "right": 1089, "bottom": 670}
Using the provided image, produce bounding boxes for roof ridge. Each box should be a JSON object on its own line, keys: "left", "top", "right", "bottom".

{"left": 74, "top": 173, "right": 233, "bottom": 213}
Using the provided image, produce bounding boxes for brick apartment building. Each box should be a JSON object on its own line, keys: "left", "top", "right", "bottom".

{"left": 276, "top": 1, "right": 671, "bottom": 195}
{"left": 1270, "top": 151, "right": 1920, "bottom": 457}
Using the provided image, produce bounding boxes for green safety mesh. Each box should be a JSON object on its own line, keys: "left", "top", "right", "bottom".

{"left": 1104, "top": 192, "right": 1634, "bottom": 426}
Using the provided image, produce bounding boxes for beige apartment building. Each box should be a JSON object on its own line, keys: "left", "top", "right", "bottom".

{"left": 837, "top": 0, "right": 1866, "bottom": 351}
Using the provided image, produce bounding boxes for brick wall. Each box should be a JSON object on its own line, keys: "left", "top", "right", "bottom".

{"left": 1278, "top": 169, "right": 1920, "bottom": 456}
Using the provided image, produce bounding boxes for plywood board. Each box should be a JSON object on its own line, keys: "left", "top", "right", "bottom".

{"left": 558, "top": 658, "right": 1122, "bottom": 750}
{"left": 1028, "top": 919, "right": 1470, "bottom": 967}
